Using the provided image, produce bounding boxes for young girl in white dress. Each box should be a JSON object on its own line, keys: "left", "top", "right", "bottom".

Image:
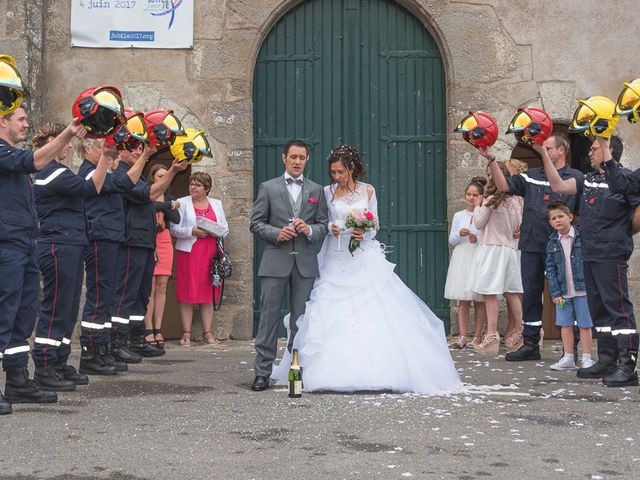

{"left": 471, "top": 161, "right": 524, "bottom": 353}
{"left": 444, "top": 177, "right": 487, "bottom": 349}
{"left": 271, "top": 145, "right": 461, "bottom": 394}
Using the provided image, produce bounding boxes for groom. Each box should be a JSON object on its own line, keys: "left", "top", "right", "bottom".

{"left": 250, "top": 139, "right": 328, "bottom": 391}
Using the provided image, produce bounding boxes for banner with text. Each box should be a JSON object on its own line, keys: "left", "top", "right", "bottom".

{"left": 71, "top": 0, "right": 193, "bottom": 49}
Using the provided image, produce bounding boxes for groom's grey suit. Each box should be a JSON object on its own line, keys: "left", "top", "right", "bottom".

{"left": 250, "top": 175, "right": 328, "bottom": 377}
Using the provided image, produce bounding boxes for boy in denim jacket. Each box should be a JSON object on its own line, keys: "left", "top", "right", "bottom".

{"left": 545, "top": 201, "right": 594, "bottom": 370}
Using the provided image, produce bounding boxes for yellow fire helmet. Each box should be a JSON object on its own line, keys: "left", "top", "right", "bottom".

{"left": 569, "top": 95, "right": 619, "bottom": 139}
{"left": 614, "top": 78, "right": 640, "bottom": 124}
{"left": 170, "top": 128, "right": 212, "bottom": 164}
{"left": 0, "top": 54, "right": 30, "bottom": 116}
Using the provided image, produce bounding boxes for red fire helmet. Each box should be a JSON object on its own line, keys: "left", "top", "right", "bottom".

{"left": 454, "top": 111, "right": 498, "bottom": 150}
{"left": 143, "top": 109, "right": 185, "bottom": 148}
{"left": 71, "top": 86, "right": 126, "bottom": 138}
{"left": 105, "top": 108, "right": 149, "bottom": 151}
{"left": 506, "top": 106, "right": 553, "bottom": 145}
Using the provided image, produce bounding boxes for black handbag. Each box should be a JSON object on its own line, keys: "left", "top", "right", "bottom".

{"left": 211, "top": 238, "right": 232, "bottom": 310}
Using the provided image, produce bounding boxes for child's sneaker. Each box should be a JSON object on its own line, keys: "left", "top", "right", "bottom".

{"left": 550, "top": 354, "right": 576, "bottom": 371}
{"left": 579, "top": 354, "right": 596, "bottom": 369}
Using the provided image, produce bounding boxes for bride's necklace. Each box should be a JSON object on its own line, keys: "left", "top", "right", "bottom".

{"left": 334, "top": 181, "right": 358, "bottom": 201}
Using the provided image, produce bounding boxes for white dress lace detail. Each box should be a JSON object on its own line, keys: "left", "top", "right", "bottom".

{"left": 271, "top": 182, "right": 461, "bottom": 394}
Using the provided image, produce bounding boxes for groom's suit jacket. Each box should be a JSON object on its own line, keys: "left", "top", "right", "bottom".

{"left": 250, "top": 175, "right": 328, "bottom": 278}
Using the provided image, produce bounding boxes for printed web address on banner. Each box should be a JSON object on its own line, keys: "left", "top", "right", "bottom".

{"left": 109, "top": 30, "right": 155, "bottom": 41}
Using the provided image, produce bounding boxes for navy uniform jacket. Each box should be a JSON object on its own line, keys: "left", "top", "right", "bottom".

{"left": 115, "top": 161, "right": 156, "bottom": 250}
{"left": 580, "top": 165, "right": 640, "bottom": 263}
{"left": 507, "top": 165, "right": 584, "bottom": 253}
{"left": 79, "top": 159, "right": 134, "bottom": 244}
{"left": 0, "top": 138, "right": 38, "bottom": 253}
{"left": 33, "top": 160, "right": 98, "bottom": 246}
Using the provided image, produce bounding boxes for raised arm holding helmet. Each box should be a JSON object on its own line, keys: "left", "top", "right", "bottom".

{"left": 479, "top": 148, "right": 510, "bottom": 192}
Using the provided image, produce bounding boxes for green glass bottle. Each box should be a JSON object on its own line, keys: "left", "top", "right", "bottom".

{"left": 288, "top": 349, "right": 302, "bottom": 398}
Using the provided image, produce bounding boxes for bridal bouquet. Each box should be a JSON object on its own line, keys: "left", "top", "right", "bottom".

{"left": 345, "top": 208, "right": 379, "bottom": 255}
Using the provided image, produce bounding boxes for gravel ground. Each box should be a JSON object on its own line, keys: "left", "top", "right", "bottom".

{"left": 1, "top": 340, "right": 638, "bottom": 480}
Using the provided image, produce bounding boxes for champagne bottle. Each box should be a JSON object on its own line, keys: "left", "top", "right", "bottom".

{"left": 288, "top": 349, "right": 302, "bottom": 398}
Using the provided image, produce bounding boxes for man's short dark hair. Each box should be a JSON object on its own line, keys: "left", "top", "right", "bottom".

{"left": 549, "top": 133, "right": 569, "bottom": 156}
{"left": 610, "top": 135, "right": 623, "bottom": 162}
{"left": 283, "top": 139, "right": 309, "bottom": 156}
{"left": 546, "top": 200, "right": 571, "bottom": 218}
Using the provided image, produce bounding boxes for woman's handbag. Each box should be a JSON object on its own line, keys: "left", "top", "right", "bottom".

{"left": 211, "top": 238, "right": 232, "bottom": 310}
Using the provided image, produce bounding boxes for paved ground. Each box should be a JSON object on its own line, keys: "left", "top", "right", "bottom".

{"left": 1, "top": 339, "right": 638, "bottom": 480}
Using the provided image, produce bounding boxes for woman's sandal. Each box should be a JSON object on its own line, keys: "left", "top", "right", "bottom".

{"left": 180, "top": 331, "right": 191, "bottom": 347}
{"left": 144, "top": 329, "right": 155, "bottom": 345}
{"left": 203, "top": 331, "right": 220, "bottom": 345}
{"left": 475, "top": 333, "right": 500, "bottom": 353}
{"left": 153, "top": 328, "right": 165, "bottom": 349}
{"left": 451, "top": 335, "right": 468, "bottom": 349}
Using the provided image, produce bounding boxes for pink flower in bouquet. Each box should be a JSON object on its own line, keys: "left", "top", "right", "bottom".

{"left": 344, "top": 208, "right": 380, "bottom": 255}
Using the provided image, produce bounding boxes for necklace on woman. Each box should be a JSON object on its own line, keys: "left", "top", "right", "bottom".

{"left": 195, "top": 202, "right": 211, "bottom": 217}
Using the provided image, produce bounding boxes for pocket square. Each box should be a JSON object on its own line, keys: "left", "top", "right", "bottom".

{"left": 308, "top": 197, "right": 318, "bottom": 203}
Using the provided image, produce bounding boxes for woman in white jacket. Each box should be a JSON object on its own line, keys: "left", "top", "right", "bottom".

{"left": 170, "top": 172, "right": 228, "bottom": 345}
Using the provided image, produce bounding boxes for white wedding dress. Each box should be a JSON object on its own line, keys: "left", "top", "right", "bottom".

{"left": 271, "top": 182, "right": 461, "bottom": 394}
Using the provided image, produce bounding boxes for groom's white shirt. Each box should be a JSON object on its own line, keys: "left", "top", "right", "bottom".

{"left": 284, "top": 172, "right": 303, "bottom": 202}
{"left": 284, "top": 172, "right": 313, "bottom": 240}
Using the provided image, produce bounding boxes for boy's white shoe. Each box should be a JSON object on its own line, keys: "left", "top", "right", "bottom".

{"left": 579, "top": 355, "right": 596, "bottom": 369}
{"left": 550, "top": 354, "right": 576, "bottom": 371}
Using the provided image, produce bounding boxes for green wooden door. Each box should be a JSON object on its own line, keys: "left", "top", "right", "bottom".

{"left": 252, "top": 0, "right": 449, "bottom": 335}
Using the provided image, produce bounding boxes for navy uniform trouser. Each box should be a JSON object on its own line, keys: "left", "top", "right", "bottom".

{"left": 80, "top": 240, "right": 121, "bottom": 348}
{"left": 111, "top": 245, "right": 155, "bottom": 338}
{"left": 584, "top": 260, "right": 639, "bottom": 353}
{"left": 0, "top": 246, "right": 39, "bottom": 370}
{"left": 521, "top": 251, "right": 545, "bottom": 344}
{"left": 32, "top": 242, "right": 85, "bottom": 368}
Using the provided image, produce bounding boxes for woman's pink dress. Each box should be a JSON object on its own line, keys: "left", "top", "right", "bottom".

{"left": 175, "top": 204, "right": 220, "bottom": 304}
{"left": 154, "top": 228, "right": 174, "bottom": 276}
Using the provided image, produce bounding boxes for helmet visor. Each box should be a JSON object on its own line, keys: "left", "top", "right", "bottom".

{"left": 454, "top": 114, "right": 477, "bottom": 132}
{"left": 0, "top": 60, "right": 28, "bottom": 92}
{"left": 125, "top": 113, "right": 148, "bottom": 142}
{"left": 163, "top": 113, "right": 185, "bottom": 134}
{"left": 570, "top": 103, "right": 596, "bottom": 132}
{"left": 507, "top": 111, "right": 531, "bottom": 133}
{"left": 192, "top": 132, "right": 212, "bottom": 158}
{"left": 94, "top": 89, "right": 125, "bottom": 117}
{"left": 0, "top": 86, "right": 23, "bottom": 114}
{"left": 615, "top": 85, "right": 640, "bottom": 115}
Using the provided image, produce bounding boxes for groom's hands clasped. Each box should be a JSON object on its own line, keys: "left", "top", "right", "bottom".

{"left": 278, "top": 217, "right": 311, "bottom": 242}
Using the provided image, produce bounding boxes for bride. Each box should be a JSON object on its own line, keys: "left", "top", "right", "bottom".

{"left": 272, "top": 145, "right": 461, "bottom": 394}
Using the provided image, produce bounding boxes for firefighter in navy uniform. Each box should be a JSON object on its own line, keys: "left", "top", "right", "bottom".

{"left": 78, "top": 111, "right": 151, "bottom": 374}
{"left": 540, "top": 96, "right": 640, "bottom": 387}
{"left": 30, "top": 123, "right": 110, "bottom": 391}
{"left": 0, "top": 86, "right": 87, "bottom": 412}
{"left": 484, "top": 131, "right": 584, "bottom": 361}
{"left": 111, "top": 143, "right": 187, "bottom": 360}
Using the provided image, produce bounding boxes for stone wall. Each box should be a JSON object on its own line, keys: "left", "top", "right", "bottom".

{"left": 4, "top": 0, "right": 640, "bottom": 338}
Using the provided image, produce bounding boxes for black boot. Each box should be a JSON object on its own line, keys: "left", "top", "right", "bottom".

{"left": 5, "top": 367, "right": 58, "bottom": 403}
{"left": 112, "top": 332, "right": 142, "bottom": 364}
{"left": 129, "top": 333, "right": 165, "bottom": 357}
{"left": 603, "top": 348, "right": 638, "bottom": 387}
{"left": 577, "top": 336, "right": 618, "bottom": 379}
{"left": 505, "top": 341, "right": 541, "bottom": 362}
{"left": 100, "top": 343, "right": 128, "bottom": 372}
{"left": 79, "top": 345, "right": 117, "bottom": 375}
{"left": 0, "top": 389, "right": 12, "bottom": 415}
{"left": 34, "top": 365, "right": 76, "bottom": 391}
{"left": 55, "top": 362, "right": 89, "bottom": 385}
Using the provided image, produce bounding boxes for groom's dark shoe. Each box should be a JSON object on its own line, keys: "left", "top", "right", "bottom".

{"left": 251, "top": 376, "right": 270, "bottom": 391}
